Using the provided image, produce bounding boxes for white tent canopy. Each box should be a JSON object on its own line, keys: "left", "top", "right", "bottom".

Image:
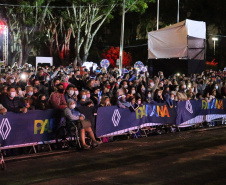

{"left": 148, "top": 19, "right": 206, "bottom": 60}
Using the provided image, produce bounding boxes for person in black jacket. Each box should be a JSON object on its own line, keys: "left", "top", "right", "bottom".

{"left": 35, "top": 94, "right": 49, "bottom": 110}
{"left": 90, "top": 87, "right": 100, "bottom": 106}
{"left": 2, "top": 86, "right": 27, "bottom": 113}
{"left": 153, "top": 89, "right": 165, "bottom": 103}
{"left": 69, "top": 70, "right": 84, "bottom": 91}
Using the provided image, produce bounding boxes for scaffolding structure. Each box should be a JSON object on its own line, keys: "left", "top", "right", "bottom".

{"left": 2, "top": 25, "right": 8, "bottom": 65}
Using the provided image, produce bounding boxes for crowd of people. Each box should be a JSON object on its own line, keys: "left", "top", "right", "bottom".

{"left": 0, "top": 63, "right": 225, "bottom": 113}
{"left": 0, "top": 63, "right": 225, "bottom": 147}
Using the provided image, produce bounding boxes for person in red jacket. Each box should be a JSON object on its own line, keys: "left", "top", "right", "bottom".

{"left": 48, "top": 84, "right": 67, "bottom": 110}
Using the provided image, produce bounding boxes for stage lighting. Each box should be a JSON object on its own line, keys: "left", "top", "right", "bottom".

{"left": 177, "top": 73, "right": 180, "bottom": 76}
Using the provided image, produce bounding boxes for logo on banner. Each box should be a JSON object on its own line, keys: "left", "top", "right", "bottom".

{"left": 186, "top": 100, "right": 193, "bottom": 114}
{"left": 136, "top": 105, "right": 170, "bottom": 119}
{"left": 34, "top": 119, "right": 53, "bottom": 134}
{"left": 112, "top": 109, "right": 121, "bottom": 127}
{"left": 0, "top": 118, "right": 11, "bottom": 140}
{"left": 201, "top": 99, "right": 223, "bottom": 110}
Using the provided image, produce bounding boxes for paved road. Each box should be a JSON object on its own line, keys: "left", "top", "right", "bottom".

{"left": 1, "top": 127, "right": 226, "bottom": 185}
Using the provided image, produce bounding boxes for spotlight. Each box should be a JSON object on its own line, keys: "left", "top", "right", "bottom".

{"left": 20, "top": 74, "right": 27, "bottom": 80}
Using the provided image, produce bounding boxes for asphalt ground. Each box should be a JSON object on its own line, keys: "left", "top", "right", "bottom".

{"left": 1, "top": 126, "right": 226, "bottom": 185}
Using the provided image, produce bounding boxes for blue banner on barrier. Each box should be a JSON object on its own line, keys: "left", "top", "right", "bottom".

{"left": 176, "top": 99, "right": 226, "bottom": 127}
{"left": 1, "top": 99, "right": 226, "bottom": 147}
{"left": 0, "top": 110, "right": 61, "bottom": 147}
{"left": 96, "top": 103, "right": 177, "bottom": 137}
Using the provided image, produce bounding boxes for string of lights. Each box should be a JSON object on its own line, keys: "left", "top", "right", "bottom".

{"left": 0, "top": 3, "right": 116, "bottom": 8}
{"left": 124, "top": 43, "right": 147, "bottom": 48}
{"left": 94, "top": 43, "right": 147, "bottom": 49}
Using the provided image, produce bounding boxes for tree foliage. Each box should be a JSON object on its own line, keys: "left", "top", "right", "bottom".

{"left": 43, "top": 0, "right": 154, "bottom": 65}
{"left": 0, "top": 0, "right": 154, "bottom": 66}
{"left": 0, "top": 0, "right": 51, "bottom": 65}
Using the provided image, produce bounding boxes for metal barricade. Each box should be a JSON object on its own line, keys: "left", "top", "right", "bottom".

{"left": 0, "top": 144, "right": 6, "bottom": 170}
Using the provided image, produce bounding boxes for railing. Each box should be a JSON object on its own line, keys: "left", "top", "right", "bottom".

{"left": 0, "top": 99, "right": 226, "bottom": 148}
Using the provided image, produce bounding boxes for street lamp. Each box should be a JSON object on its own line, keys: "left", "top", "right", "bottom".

{"left": 157, "top": 0, "right": 159, "bottom": 30}
{"left": 212, "top": 37, "right": 218, "bottom": 56}
{"left": 119, "top": 0, "right": 125, "bottom": 76}
{"left": 157, "top": 0, "right": 180, "bottom": 30}
{"left": 177, "top": 0, "right": 180, "bottom": 23}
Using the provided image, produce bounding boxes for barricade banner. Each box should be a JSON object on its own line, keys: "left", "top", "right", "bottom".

{"left": 0, "top": 109, "right": 61, "bottom": 147}
{"left": 77, "top": 106, "right": 96, "bottom": 132}
{"left": 176, "top": 99, "right": 226, "bottom": 127}
{"left": 96, "top": 103, "right": 177, "bottom": 137}
{"left": 1, "top": 100, "right": 226, "bottom": 148}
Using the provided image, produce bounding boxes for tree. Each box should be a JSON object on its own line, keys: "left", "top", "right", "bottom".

{"left": 0, "top": 0, "right": 155, "bottom": 66}
{"left": 62, "top": 0, "right": 154, "bottom": 65}
{"left": 0, "top": 0, "right": 51, "bottom": 65}
{"left": 70, "top": 0, "right": 116, "bottom": 65}
{"left": 43, "top": 12, "right": 73, "bottom": 64}
{"left": 42, "top": 0, "right": 116, "bottom": 66}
